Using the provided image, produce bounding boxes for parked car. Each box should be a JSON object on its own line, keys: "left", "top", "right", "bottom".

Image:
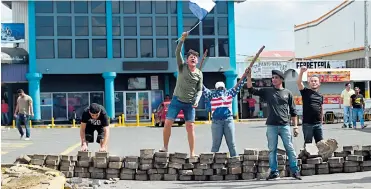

{"left": 153, "top": 101, "right": 185, "bottom": 127}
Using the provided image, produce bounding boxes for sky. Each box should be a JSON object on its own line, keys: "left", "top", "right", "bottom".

{"left": 1, "top": 0, "right": 342, "bottom": 59}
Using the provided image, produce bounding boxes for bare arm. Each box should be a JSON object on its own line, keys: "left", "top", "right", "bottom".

{"left": 29, "top": 98, "right": 34, "bottom": 116}
{"left": 296, "top": 70, "right": 305, "bottom": 90}
{"left": 193, "top": 73, "right": 203, "bottom": 107}
{"left": 175, "top": 40, "right": 184, "bottom": 68}
{"left": 80, "top": 122, "right": 87, "bottom": 145}
{"left": 101, "top": 127, "right": 110, "bottom": 148}
{"left": 321, "top": 104, "right": 324, "bottom": 124}
{"left": 288, "top": 93, "right": 298, "bottom": 127}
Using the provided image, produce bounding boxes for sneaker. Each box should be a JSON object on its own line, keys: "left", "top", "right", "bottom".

{"left": 24, "top": 137, "right": 30, "bottom": 141}
{"left": 20, "top": 135, "right": 24, "bottom": 140}
{"left": 159, "top": 147, "right": 168, "bottom": 152}
{"left": 292, "top": 172, "right": 302, "bottom": 180}
{"left": 266, "top": 172, "right": 280, "bottom": 180}
{"left": 348, "top": 124, "right": 352, "bottom": 128}
{"left": 342, "top": 124, "right": 347, "bottom": 128}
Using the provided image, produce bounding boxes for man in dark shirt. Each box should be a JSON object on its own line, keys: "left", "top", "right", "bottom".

{"left": 350, "top": 87, "right": 366, "bottom": 129}
{"left": 247, "top": 69, "right": 301, "bottom": 180}
{"left": 80, "top": 103, "right": 110, "bottom": 152}
{"left": 296, "top": 66, "right": 324, "bottom": 144}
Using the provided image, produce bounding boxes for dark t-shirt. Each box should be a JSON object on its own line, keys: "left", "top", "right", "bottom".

{"left": 351, "top": 94, "right": 364, "bottom": 109}
{"left": 248, "top": 87, "right": 297, "bottom": 126}
{"left": 300, "top": 87, "right": 323, "bottom": 124}
{"left": 81, "top": 105, "right": 109, "bottom": 128}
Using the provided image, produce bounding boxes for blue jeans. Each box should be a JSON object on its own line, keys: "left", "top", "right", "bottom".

{"left": 1, "top": 112, "right": 9, "bottom": 125}
{"left": 352, "top": 108, "right": 364, "bottom": 127}
{"left": 16, "top": 114, "right": 31, "bottom": 138}
{"left": 266, "top": 125, "right": 299, "bottom": 174}
{"left": 343, "top": 106, "right": 352, "bottom": 125}
{"left": 166, "top": 96, "right": 196, "bottom": 122}
{"left": 302, "top": 123, "right": 323, "bottom": 144}
{"left": 211, "top": 117, "right": 237, "bottom": 157}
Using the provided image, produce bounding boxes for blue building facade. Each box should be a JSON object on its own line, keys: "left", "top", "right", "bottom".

{"left": 10, "top": 0, "right": 239, "bottom": 123}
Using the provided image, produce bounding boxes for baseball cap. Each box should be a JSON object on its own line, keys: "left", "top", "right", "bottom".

{"left": 215, "top": 82, "right": 225, "bottom": 89}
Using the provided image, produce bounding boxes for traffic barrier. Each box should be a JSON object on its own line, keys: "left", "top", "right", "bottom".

{"left": 12, "top": 120, "right": 15, "bottom": 129}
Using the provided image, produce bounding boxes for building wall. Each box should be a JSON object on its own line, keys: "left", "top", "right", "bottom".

{"left": 295, "top": 0, "right": 368, "bottom": 58}
{"left": 11, "top": 1, "right": 29, "bottom": 51}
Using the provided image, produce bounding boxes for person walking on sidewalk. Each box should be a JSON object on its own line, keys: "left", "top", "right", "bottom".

{"left": 247, "top": 69, "right": 302, "bottom": 180}
{"left": 14, "top": 89, "right": 33, "bottom": 140}
{"left": 350, "top": 87, "right": 366, "bottom": 129}
{"left": 340, "top": 83, "right": 355, "bottom": 128}
{"left": 1, "top": 99, "right": 10, "bottom": 125}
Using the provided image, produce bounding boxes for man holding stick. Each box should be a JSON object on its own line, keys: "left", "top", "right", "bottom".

{"left": 161, "top": 32, "right": 203, "bottom": 157}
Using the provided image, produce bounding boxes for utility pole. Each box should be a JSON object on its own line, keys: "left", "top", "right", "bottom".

{"left": 365, "top": 0, "right": 370, "bottom": 98}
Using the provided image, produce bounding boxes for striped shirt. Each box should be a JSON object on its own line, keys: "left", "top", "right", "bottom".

{"left": 203, "top": 78, "right": 247, "bottom": 120}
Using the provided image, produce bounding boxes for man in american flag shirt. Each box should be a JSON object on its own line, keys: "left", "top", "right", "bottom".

{"left": 202, "top": 69, "right": 249, "bottom": 157}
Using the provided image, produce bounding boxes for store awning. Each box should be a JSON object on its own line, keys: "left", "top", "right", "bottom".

{"left": 1, "top": 63, "right": 28, "bottom": 83}
{"left": 1, "top": 47, "right": 29, "bottom": 64}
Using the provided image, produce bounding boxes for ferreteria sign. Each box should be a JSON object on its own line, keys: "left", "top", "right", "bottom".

{"left": 295, "top": 60, "right": 346, "bottom": 69}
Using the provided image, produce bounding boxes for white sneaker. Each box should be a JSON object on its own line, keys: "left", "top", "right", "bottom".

{"left": 24, "top": 137, "right": 30, "bottom": 141}
{"left": 20, "top": 135, "right": 24, "bottom": 140}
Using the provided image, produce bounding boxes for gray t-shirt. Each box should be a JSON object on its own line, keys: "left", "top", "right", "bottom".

{"left": 248, "top": 87, "right": 297, "bottom": 126}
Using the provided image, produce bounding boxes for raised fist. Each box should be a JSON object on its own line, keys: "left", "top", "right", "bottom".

{"left": 181, "top": 32, "right": 189, "bottom": 38}
{"left": 300, "top": 66, "right": 308, "bottom": 73}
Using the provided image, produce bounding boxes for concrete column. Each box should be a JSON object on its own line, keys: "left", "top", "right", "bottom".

{"left": 106, "top": 0, "right": 113, "bottom": 59}
{"left": 26, "top": 73, "right": 42, "bottom": 120}
{"left": 224, "top": 70, "right": 238, "bottom": 117}
{"left": 102, "top": 72, "right": 116, "bottom": 119}
{"left": 165, "top": 75, "right": 170, "bottom": 95}
{"left": 173, "top": 72, "right": 178, "bottom": 78}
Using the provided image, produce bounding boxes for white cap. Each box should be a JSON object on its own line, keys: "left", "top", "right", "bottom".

{"left": 215, "top": 81, "right": 225, "bottom": 89}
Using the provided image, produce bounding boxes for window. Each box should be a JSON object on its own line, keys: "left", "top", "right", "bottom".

{"left": 183, "top": 17, "right": 199, "bottom": 35}
{"left": 202, "top": 17, "right": 214, "bottom": 35}
{"left": 112, "top": 17, "right": 121, "bottom": 36}
{"left": 90, "top": 92, "right": 104, "bottom": 105}
{"left": 35, "top": 1, "right": 53, "bottom": 13}
{"left": 182, "top": 1, "right": 192, "bottom": 14}
{"left": 217, "top": 1, "right": 228, "bottom": 14}
{"left": 140, "top": 40, "right": 153, "bottom": 58}
{"left": 218, "top": 39, "right": 229, "bottom": 57}
{"left": 91, "top": 1, "right": 106, "bottom": 14}
{"left": 58, "top": 39, "right": 72, "bottom": 58}
{"left": 114, "top": 92, "right": 124, "bottom": 116}
{"left": 36, "top": 39, "right": 54, "bottom": 59}
{"left": 203, "top": 39, "right": 215, "bottom": 57}
{"left": 92, "top": 16, "right": 106, "bottom": 36}
{"left": 57, "top": 16, "right": 72, "bottom": 36}
{"left": 123, "top": 17, "right": 137, "bottom": 36}
{"left": 41, "top": 106, "right": 52, "bottom": 120}
{"left": 41, "top": 93, "right": 52, "bottom": 105}
{"left": 113, "top": 39, "right": 121, "bottom": 58}
{"left": 184, "top": 39, "right": 200, "bottom": 55}
{"left": 74, "top": 1, "right": 88, "bottom": 13}
{"left": 124, "top": 39, "right": 137, "bottom": 58}
{"left": 56, "top": 1, "right": 71, "bottom": 13}
{"left": 140, "top": 17, "right": 152, "bottom": 36}
{"left": 112, "top": 1, "right": 120, "bottom": 14}
{"left": 156, "top": 39, "right": 168, "bottom": 58}
{"left": 170, "top": 1, "right": 177, "bottom": 14}
{"left": 36, "top": 16, "right": 54, "bottom": 36}
{"left": 53, "top": 93, "right": 67, "bottom": 120}
{"left": 67, "top": 93, "right": 89, "bottom": 119}
{"left": 155, "top": 1, "right": 167, "bottom": 14}
{"left": 156, "top": 17, "right": 167, "bottom": 36}
{"left": 123, "top": 1, "right": 136, "bottom": 14}
{"left": 40, "top": 93, "right": 52, "bottom": 120}
{"left": 171, "top": 17, "right": 177, "bottom": 36}
{"left": 92, "top": 39, "right": 107, "bottom": 58}
{"left": 171, "top": 39, "right": 177, "bottom": 57}
{"left": 139, "top": 1, "right": 152, "bottom": 14}
{"left": 75, "top": 16, "right": 89, "bottom": 36}
{"left": 75, "top": 39, "right": 89, "bottom": 58}
{"left": 218, "top": 17, "right": 228, "bottom": 35}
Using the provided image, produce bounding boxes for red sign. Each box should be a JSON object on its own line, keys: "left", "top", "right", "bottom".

{"left": 295, "top": 95, "right": 341, "bottom": 105}
{"left": 307, "top": 71, "right": 350, "bottom": 82}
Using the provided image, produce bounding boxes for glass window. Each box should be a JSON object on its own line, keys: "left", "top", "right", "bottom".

{"left": 112, "top": 1, "right": 120, "bottom": 14}
{"left": 40, "top": 93, "right": 52, "bottom": 105}
{"left": 182, "top": 1, "right": 192, "bottom": 14}
{"left": 218, "top": 38, "right": 229, "bottom": 57}
{"left": 56, "top": 1, "right": 71, "bottom": 13}
{"left": 203, "top": 39, "right": 215, "bottom": 57}
{"left": 140, "top": 39, "right": 153, "bottom": 58}
{"left": 57, "top": 16, "right": 72, "bottom": 36}
{"left": 41, "top": 106, "right": 52, "bottom": 120}
{"left": 124, "top": 39, "right": 137, "bottom": 58}
{"left": 139, "top": 1, "right": 152, "bottom": 14}
{"left": 155, "top": 17, "right": 167, "bottom": 36}
{"left": 92, "top": 39, "right": 107, "bottom": 58}
{"left": 218, "top": 17, "right": 228, "bottom": 35}
{"left": 217, "top": 1, "right": 228, "bottom": 14}
{"left": 75, "top": 16, "right": 89, "bottom": 36}
{"left": 91, "top": 1, "right": 106, "bottom": 14}
{"left": 53, "top": 93, "right": 67, "bottom": 120}
{"left": 171, "top": 39, "right": 177, "bottom": 57}
{"left": 123, "top": 1, "right": 136, "bottom": 14}
{"left": 112, "top": 17, "right": 121, "bottom": 36}
{"left": 114, "top": 92, "right": 124, "bottom": 117}
{"left": 202, "top": 17, "right": 214, "bottom": 35}
{"left": 35, "top": 1, "right": 53, "bottom": 13}
{"left": 92, "top": 16, "right": 106, "bottom": 36}
{"left": 90, "top": 92, "right": 104, "bottom": 105}
{"left": 171, "top": 17, "right": 177, "bottom": 36}
{"left": 75, "top": 39, "right": 89, "bottom": 58}
{"left": 58, "top": 39, "right": 72, "bottom": 58}
{"left": 74, "top": 1, "right": 88, "bottom": 13}
{"left": 170, "top": 1, "right": 177, "bottom": 14}
{"left": 36, "top": 16, "right": 54, "bottom": 36}
{"left": 183, "top": 17, "right": 199, "bottom": 35}
{"left": 156, "top": 39, "right": 168, "bottom": 58}
{"left": 123, "top": 17, "right": 137, "bottom": 36}
{"left": 113, "top": 39, "right": 121, "bottom": 58}
{"left": 140, "top": 17, "right": 152, "bottom": 36}
{"left": 155, "top": 1, "right": 167, "bottom": 14}
{"left": 36, "top": 39, "right": 54, "bottom": 59}
{"left": 67, "top": 93, "right": 89, "bottom": 119}
{"left": 184, "top": 39, "right": 200, "bottom": 55}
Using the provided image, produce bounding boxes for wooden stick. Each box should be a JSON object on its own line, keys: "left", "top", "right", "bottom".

{"left": 248, "top": 45, "right": 265, "bottom": 69}
{"left": 199, "top": 49, "right": 208, "bottom": 70}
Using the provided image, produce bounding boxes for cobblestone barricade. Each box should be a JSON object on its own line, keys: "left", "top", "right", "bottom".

{"left": 21, "top": 145, "right": 371, "bottom": 181}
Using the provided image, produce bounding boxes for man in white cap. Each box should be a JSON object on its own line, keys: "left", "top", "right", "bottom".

{"left": 202, "top": 69, "right": 250, "bottom": 157}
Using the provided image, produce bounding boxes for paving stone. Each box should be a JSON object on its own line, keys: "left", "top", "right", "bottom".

{"left": 45, "top": 165, "right": 58, "bottom": 170}
{"left": 147, "top": 169, "right": 158, "bottom": 174}
{"left": 154, "top": 152, "right": 169, "bottom": 158}
{"left": 91, "top": 168, "right": 105, "bottom": 173}
{"left": 194, "top": 175, "right": 208, "bottom": 181}
{"left": 212, "top": 163, "right": 225, "bottom": 169}
{"left": 77, "top": 161, "right": 90, "bottom": 168}
{"left": 108, "top": 162, "right": 122, "bottom": 169}
{"left": 203, "top": 169, "right": 214, "bottom": 176}
{"left": 361, "top": 161, "right": 371, "bottom": 167}
{"left": 244, "top": 148, "right": 259, "bottom": 155}
{"left": 125, "top": 162, "right": 138, "bottom": 169}
{"left": 315, "top": 162, "right": 328, "bottom": 169}
{"left": 242, "top": 166, "right": 256, "bottom": 173}
{"left": 139, "top": 164, "right": 153, "bottom": 170}
{"left": 302, "top": 164, "right": 316, "bottom": 170}
{"left": 120, "top": 168, "right": 136, "bottom": 175}
{"left": 60, "top": 166, "right": 75, "bottom": 171}
{"left": 334, "top": 151, "right": 351, "bottom": 157}
{"left": 33, "top": 154, "right": 47, "bottom": 160}
{"left": 258, "top": 161, "right": 270, "bottom": 167}
{"left": 61, "top": 155, "right": 71, "bottom": 161}
{"left": 75, "top": 172, "right": 91, "bottom": 178}
{"left": 74, "top": 167, "right": 89, "bottom": 173}
{"left": 225, "top": 174, "right": 239, "bottom": 180}
{"left": 140, "top": 159, "right": 153, "bottom": 164}
{"left": 179, "top": 170, "right": 193, "bottom": 176}
{"left": 277, "top": 148, "right": 286, "bottom": 155}
{"left": 91, "top": 172, "right": 105, "bottom": 179}
{"left": 179, "top": 175, "right": 192, "bottom": 181}
{"left": 95, "top": 152, "right": 109, "bottom": 158}
{"left": 330, "top": 167, "right": 343, "bottom": 173}
{"left": 125, "top": 156, "right": 139, "bottom": 162}
{"left": 329, "top": 163, "right": 344, "bottom": 168}
{"left": 164, "top": 174, "right": 178, "bottom": 181}
{"left": 140, "top": 149, "right": 155, "bottom": 159}
{"left": 196, "top": 163, "right": 210, "bottom": 169}
{"left": 192, "top": 168, "right": 203, "bottom": 176}
{"left": 216, "top": 168, "right": 228, "bottom": 175}
{"left": 241, "top": 172, "right": 255, "bottom": 180}
{"left": 157, "top": 168, "right": 167, "bottom": 174}
{"left": 243, "top": 155, "right": 258, "bottom": 161}
{"left": 243, "top": 161, "right": 256, "bottom": 166}
{"left": 316, "top": 168, "right": 329, "bottom": 175}
{"left": 183, "top": 163, "right": 194, "bottom": 170}
{"left": 45, "top": 159, "right": 59, "bottom": 165}
{"left": 354, "top": 150, "right": 370, "bottom": 156}
{"left": 347, "top": 155, "right": 364, "bottom": 162}
{"left": 306, "top": 157, "right": 323, "bottom": 165}
{"left": 215, "top": 152, "right": 229, "bottom": 159}
{"left": 344, "top": 161, "right": 360, "bottom": 167}
{"left": 258, "top": 150, "right": 269, "bottom": 156}
{"left": 174, "top": 152, "right": 188, "bottom": 159}
{"left": 168, "top": 162, "right": 183, "bottom": 169}
{"left": 328, "top": 157, "right": 344, "bottom": 164}
{"left": 61, "top": 171, "right": 74, "bottom": 178}
{"left": 30, "top": 159, "right": 44, "bottom": 165}
{"left": 362, "top": 145, "right": 371, "bottom": 151}
{"left": 227, "top": 162, "right": 241, "bottom": 168}
{"left": 120, "top": 173, "right": 135, "bottom": 180}
{"left": 228, "top": 167, "right": 242, "bottom": 174}
{"left": 170, "top": 157, "right": 186, "bottom": 164}
{"left": 77, "top": 151, "right": 91, "bottom": 158}
{"left": 109, "top": 156, "right": 123, "bottom": 162}
{"left": 79, "top": 157, "right": 93, "bottom": 162}
{"left": 135, "top": 174, "right": 148, "bottom": 181}
{"left": 199, "top": 153, "right": 214, "bottom": 159}
{"left": 214, "top": 158, "right": 228, "bottom": 164}
{"left": 46, "top": 155, "right": 60, "bottom": 161}
{"left": 94, "top": 157, "right": 108, "bottom": 168}
{"left": 228, "top": 156, "right": 241, "bottom": 163}
{"left": 154, "top": 163, "right": 168, "bottom": 169}
{"left": 136, "top": 170, "right": 147, "bottom": 175}
{"left": 154, "top": 157, "right": 169, "bottom": 163}
{"left": 209, "top": 175, "right": 224, "bottom": 181}
{"left": 258, "top": 156, "right": 269, "bottom": 161}
{"left": 188, "top": 156, "right": 199, "bottom": 163}
{"left": 149, "top": 174, "right": 163, "bottom": 181}
{"left": 343, "top": 145, "right": 359, "bottom": 152}
{"left": 361, "top": 166, "right": 371, "bottom": 171}
{"left": 257, "top": 166, "right": 270, "bottom": 173}
{"left": 106, "top": 168, "right": 120, "bottom": 174}
{"left": 343, "top": 166, "right": 358, "bottom": 173}
{"left": 168, "top": 168, "right": 178, "bottom": 175}
{"left": 301, "top": 169, "right": 315, "bottom": 176}
{"left": 200, "top": 158, "right": 214, "bottom": 164}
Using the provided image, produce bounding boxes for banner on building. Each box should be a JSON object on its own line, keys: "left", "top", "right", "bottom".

{"left": 1, "top": 23, "right": 25, "bottom": 43}
{"left": 294, "top": 94, "right": 341, "bottom": 105}
{"left": 307, "top": 71, "right": 350, "bottom": 82}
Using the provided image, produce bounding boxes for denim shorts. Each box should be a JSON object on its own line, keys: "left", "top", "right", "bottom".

{"left": 302, "top": 123, "right": 323, "bottom": 144}
{"left": 166, "top": 96, "right": 196, "bottom": 122}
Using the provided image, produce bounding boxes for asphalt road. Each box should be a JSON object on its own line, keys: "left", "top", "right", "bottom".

{"left": 1, "top": 121, "right": 371, "bottom": 188}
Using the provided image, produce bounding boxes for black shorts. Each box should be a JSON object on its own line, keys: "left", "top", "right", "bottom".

{"left": 85, "top": 126, "right": 106, "bottom": 143}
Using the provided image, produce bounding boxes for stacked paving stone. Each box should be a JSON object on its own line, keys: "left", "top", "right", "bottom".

{"left": 242, "top": 149, "right": 258, "bottom": 180}
{"left": 121, "top": 155, "right": 139, "bottom": 180}
{"left": 76, "top": 151, "right": 92, "bottom": 178}
{"left": 60, "top": 155, "right": 77, "bottom": 178}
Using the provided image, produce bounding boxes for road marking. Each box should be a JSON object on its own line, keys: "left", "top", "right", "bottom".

{"left": 1, "top": 151, "right": 9, "bottom": 155}
{"left": 1, "top": 142, "right": 33, "bottom": 155}
{"left": 60, "top": 142, "right": 80, "bottom": 155}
